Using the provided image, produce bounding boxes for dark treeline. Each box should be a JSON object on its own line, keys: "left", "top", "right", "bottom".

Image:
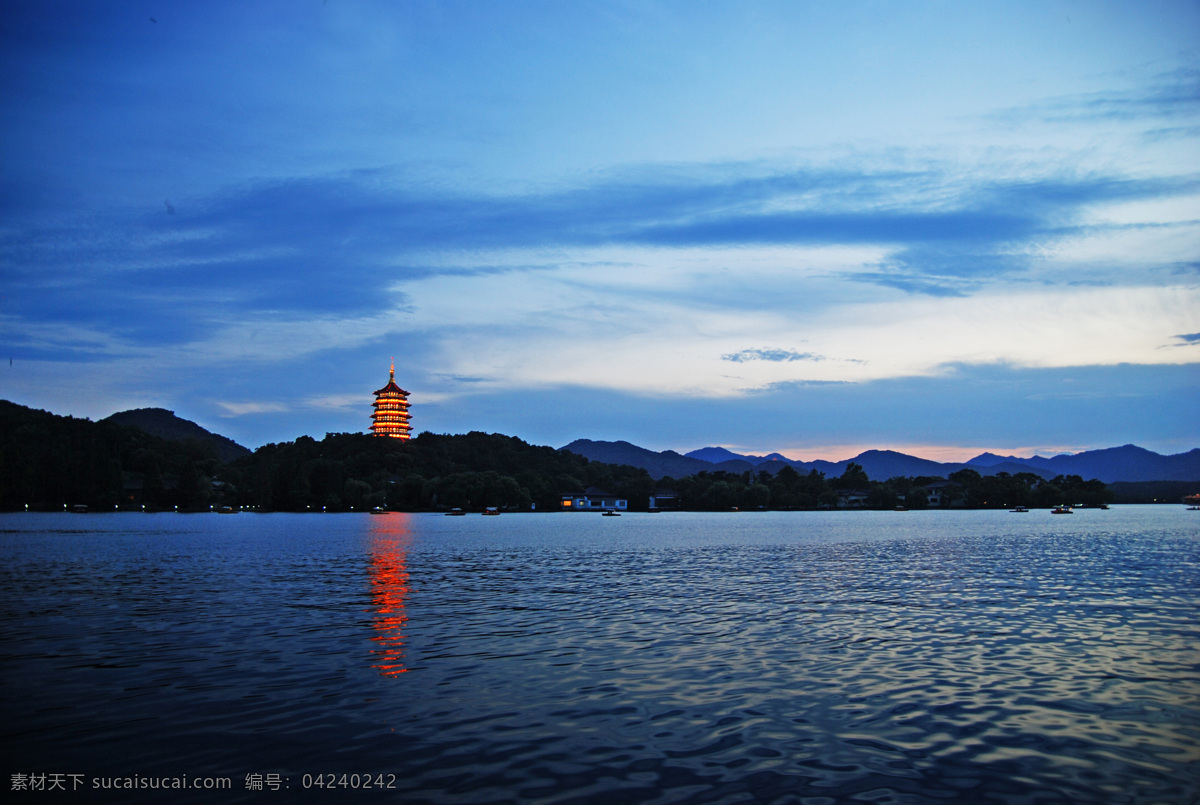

{"left": 245, "top": 430, "right": 651, "bottom": 512}
{"left": 1, "top": 401, "right": 223, "bottom": 511}
{"left": 0, "top": 402, "right": 650, "bottom": 511}
{"left": 2, "top": 400, "right": 1117, "bottom": 512}
{"left": 1106, "top": 480, "right": 1200, "bottom": 504}
{"left": 938, "top": 468, "right": 1112, "bottom": 508}
{"left": 659, "top": 463, "right": 1113, "bottom": 511}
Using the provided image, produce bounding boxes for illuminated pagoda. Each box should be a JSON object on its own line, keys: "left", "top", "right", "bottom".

{"left": 370, "top": 360, "right": 412, "bottom": 440}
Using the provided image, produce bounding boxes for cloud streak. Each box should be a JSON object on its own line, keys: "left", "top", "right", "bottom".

{"left": 5, "top": 162, "right": 1195, "bottom": 339}
{"left": 722, "top": 349, "right": 824, "bottom": 363}
{"left": 993, "top": 68, "right": 1200, "bottom": 124}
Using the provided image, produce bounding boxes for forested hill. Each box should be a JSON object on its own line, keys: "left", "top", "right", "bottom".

{"left": 0, "top": 401, "right": 650, "bottom": 511}
{"left": 245, "top": 430, "right": 651, "bottom": 512}
{"left": 1, "top": 400, "right": 226, "bottom": 511}
{"left": 102, "top": 407, "right": 251, "bottom": 463}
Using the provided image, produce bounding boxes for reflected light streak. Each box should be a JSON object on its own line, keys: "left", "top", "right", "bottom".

{"left": 367, "top": 513, "right": 415, "bottom": 676}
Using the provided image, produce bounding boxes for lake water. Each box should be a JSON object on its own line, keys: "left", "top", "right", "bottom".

{"left": 2, "top": 507, "right": 1198, "bottom": 803}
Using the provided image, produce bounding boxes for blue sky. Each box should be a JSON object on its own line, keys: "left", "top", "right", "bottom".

{"left": 2, "top": 0, "right": 1198, "bottom": 460}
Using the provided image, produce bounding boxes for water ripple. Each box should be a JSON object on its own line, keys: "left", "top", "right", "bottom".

{"left": 2, "top": 509, "right": 1198, "bottom": 803}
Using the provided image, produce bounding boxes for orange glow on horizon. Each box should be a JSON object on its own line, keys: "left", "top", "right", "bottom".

{"left": 701, "top": 443, "right": 1081, "bottom": 464}
{"left": 782, "top": 444, "right": 989, "bottom": 463}
{"left": 367, "top": 513, "right": 415, "bottom": 676}
{"left": 760, "top": 443, "right": 1090, "bottom": 464}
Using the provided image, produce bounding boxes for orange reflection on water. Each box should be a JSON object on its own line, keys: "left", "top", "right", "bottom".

{"left": 367, "top": 512, "right": 415, "bottom": 676}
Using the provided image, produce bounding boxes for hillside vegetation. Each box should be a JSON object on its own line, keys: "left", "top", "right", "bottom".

{"left": 1, "top": 401, "right": 1125, "bottom": 512}
{"left": 0, "top": 401, "right": 648, "bottom": 511}
{"left": 657, "top": 464, "right": 1112, "bottom": 511}
{"left": 246, "top": 430, "right": 651, "bottom": 512}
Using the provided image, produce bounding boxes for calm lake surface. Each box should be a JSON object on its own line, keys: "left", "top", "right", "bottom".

{"left": 2, "top": 507, "right": 1198, "bottom": 803}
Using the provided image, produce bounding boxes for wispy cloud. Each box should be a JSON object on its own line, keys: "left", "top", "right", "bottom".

{"left": 6, "top": 161, "right": 1193, "bottom": 343}
{"left": 215, "top": 401, "right": 289, "bottom": 417}
{"left": 745, "top": 379, "right": 854, "bottom": 394}
{"left": 433, "top": 373, "right": 490, "bottom": 384}
{"left": 722, "top": 348, "right": 824, "bottom": 363}
{"left": 303, "top": 394, "right": 365, "bottom": 411}
{"left": 991, "top": 68, "right": 1200, "bottom": 124}
{"left": 845, "top": 271, "right": 975, "bottom": 298}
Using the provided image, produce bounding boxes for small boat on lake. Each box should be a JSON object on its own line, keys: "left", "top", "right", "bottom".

{"left": 1009, "top": 507, "right": 1029, "bottom": 513}
{"left": 445, "top": 508, "right": 466, "bottom": 516}
{"left": 482, "top": 508, "right": 501, "bottom": 516}
{"left": 602, "top": 510, "right": 620, "bottom": 517}
{"left": 370, "top": 507, "right": 388, "bottom": 515}
{"left": 1051, "top": 506, "right": 1073, "bottom": 514}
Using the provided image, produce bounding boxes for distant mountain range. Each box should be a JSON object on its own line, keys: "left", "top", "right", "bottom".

{"left": 560, "top": 439, "right": 1200, "bottom": 484}
{"left": 15, "top": 397, "right": 1198, "bottom": 484}
{"left": 102, "top": 407, "right": 252, "bottom": 464}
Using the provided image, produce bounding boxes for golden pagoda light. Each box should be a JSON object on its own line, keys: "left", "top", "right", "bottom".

{"left": 370, "top": 359, "right": 412, "bottom": 440}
